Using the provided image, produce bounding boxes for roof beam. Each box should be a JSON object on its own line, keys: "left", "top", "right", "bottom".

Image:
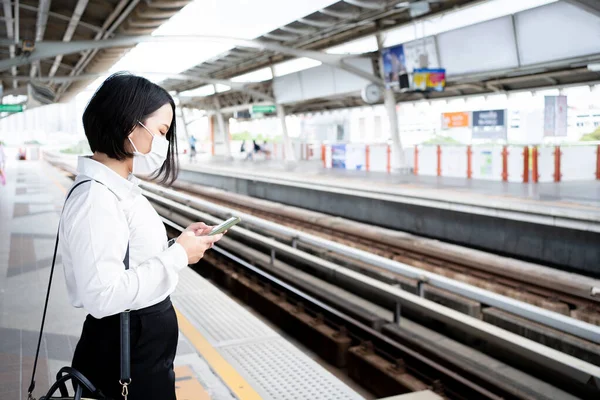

{"left": 0, "top": 35, "right": 383, "bottom": 85}
{"left": 343, "top": 0, "right": 386, "bottom": 10}
{"left": 2, "top": 0, "right": 17, "bottom": 88}
{"left": 146, "top": 1, "right": 190, "bottom": 8}
{"left": 263, "top": 32, "right": 299, "bottom": 42}
{"left": 57, "top": 0, "right": 137, "bottom": 97}
{"left": 135, "top": 7, "right": 175, "bottom": 19}
{"left": 48, "top": 0, "right": 89, "bottom": 78}
{"left": 298, "top": 18, "right": 336, "bottom": 28}
{"left": 33, "top": 0, "right": 51, "bottom": 43}
{"left": 4, "top": 72, "right": 276, "bottom": 102}
{"left": 18, "top": 3, "right": 102, "bottom": 33}
{"left": 279, "top": 25, "right": 316, "bottom": 35}
{"left": 127, "top": 19, "right": 163, "bottom": 28}
{"left": 29, "top": 0, "right": 52, "bottom": 78}
{"left": 319, "top": 8, "right": 360, "bottom": 19}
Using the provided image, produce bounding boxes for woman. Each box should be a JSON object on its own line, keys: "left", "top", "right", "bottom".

{"left": 59, "top": 72, "right": 222, "bottom": 400}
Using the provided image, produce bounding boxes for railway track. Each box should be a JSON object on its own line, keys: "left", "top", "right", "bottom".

{"left": 46, "top": 154, "right": 600, "bottom": 399}
{"left": 157, "top": 199, "right": 598, "bottom": 400}
{"left": 170, "top": 180, "right": 600, "bottom": 326}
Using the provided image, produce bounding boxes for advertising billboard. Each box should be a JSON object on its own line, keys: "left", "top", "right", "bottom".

{"left": 382, "top": 44, "right": 408, "bottom": 89}
{"left": 472, "top": 109, "right": 507, "bottom": 140}
{"left": 442, "top": 112, "right": 470, "bottom": 129}
{"left": 544, "top": 95, "right": 567, "bottom": 137}
{"left": 413, "top": 68, "right": 446, "bottom": 92}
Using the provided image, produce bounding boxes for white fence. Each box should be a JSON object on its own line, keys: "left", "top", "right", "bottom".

{"left": 320, "top": 143, "right": 600, "bottom": 182}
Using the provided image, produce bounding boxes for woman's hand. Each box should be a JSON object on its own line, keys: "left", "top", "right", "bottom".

{"left": 176, "top": 231, "right": 223, "bottom": 265}
{"left": 183, "top": 222, "right": 213, "bottom": 236}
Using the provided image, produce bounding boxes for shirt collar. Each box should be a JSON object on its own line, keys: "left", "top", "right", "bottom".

{"left": 76, "top": 156, "right": 142, "bottom": 201}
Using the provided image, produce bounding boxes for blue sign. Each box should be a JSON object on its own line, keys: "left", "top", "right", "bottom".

{"left": 331, "top": 144, "right": 346, "bottom": 169}
{"left": 381, "top": 44, "right": 407, "bottom": 89}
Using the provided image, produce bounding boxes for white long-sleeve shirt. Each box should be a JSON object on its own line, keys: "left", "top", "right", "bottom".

{"left": 59, "top": 156, "right": 188, "bottom": 319}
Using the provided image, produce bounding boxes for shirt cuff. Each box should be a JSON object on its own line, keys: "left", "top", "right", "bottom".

{"left": 159, "top": 242, "right": 188, "bottom": 271}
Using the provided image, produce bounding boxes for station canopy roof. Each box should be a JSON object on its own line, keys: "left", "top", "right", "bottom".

{"left": 1, "top": 0, "right": 600, "bottom": 113}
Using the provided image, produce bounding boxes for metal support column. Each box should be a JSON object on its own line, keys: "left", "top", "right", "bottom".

{"left": 270, "top": 64, "right": 295, "bottom": 163}
{"left": 212, "top": 88, "right": 231, "bottom": 160}
{"left": 277, "top": 103, "right": 295, "bottom": 163}
{"left": 377, "top": 32, "right": 406, "bottom": 171}
{"left": 176, "top": 94, "right": 191, "bottom": 142}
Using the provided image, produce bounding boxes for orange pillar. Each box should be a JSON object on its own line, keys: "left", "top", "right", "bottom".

{"left": 501, "top": 146, "right": 508, "bottom": 182}
{"left": 321, "top": 144, "right": 325, "bottom": 167}
{"left": 553, "top": 145, "right": 561, "bottom": 182}
{"left": 365, "top": 145, "right": 370, "bottom": 172}
{"left": 386, "top": 145, "right": 391, "bottom": 173}
{"left": 436, "top": 145, "right": 441, "bottom": 177}
{"left": 596, "top": 145, "right": 600, "bottom": 180}
{"left": 414, "top": 146, "right": 419, "bottom": 176}
{"left": 522, "top": 146, "right": 529, "bottom": 183}
{"left": 532, "top": 147, "right": 539, "bottom": 183}
{"left": 467, "top": 145, "right": 473, "bottom": 179}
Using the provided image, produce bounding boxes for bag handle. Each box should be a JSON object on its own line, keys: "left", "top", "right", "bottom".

{"left": 40, "top": 367, "right": 103, "bottom": 400}
{"left": 28, "top": 180, "right": 131, "bottom": 400}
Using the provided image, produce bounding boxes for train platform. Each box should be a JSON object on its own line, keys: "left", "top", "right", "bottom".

{"left": 0, "top": 160, "right": 365, "bottom": 400}
{"left": 177, "top": 156, "right": 600, "bottom": 277}
{"left": 182, "top": 156, "right": 600, "bottom": 214}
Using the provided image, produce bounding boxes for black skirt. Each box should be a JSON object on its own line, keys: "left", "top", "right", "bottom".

{"left": 71, "top": 297, "right": 178, "bottom": 400}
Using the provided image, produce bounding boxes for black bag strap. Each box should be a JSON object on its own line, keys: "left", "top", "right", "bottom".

{"left": 28, "top": 179, "right": 131, "bottom": 400}
{"left": 40, "top": 367, "right": 102, "bottom": 400}
{"left": 120, "top": 244, "right": 131, "bottom": 396}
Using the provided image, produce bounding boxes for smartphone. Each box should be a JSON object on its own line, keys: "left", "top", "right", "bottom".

{"left": 208, "top": 216, "right": 241, "bottom": 236}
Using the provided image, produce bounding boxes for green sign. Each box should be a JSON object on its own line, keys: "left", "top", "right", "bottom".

{"left": 251, "top": 105, "right": 276, "bottom": 114}
{"left": 0, "top": 104, "right": 24, "bottom": 113}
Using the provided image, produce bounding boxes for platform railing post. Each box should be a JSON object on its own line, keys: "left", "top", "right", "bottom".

{"left": 532, "top": 146, "right": 539, "bottom": 183}
{"left": 501, "top": 145, "right": 508, "bottom": 182}
{"left": 596, "top": 144, "right": 600, "bottom": 180}
{"left": 467, "top": 145, "right": 472, "bottom": 179}
{"left": 394, "top": 302, "right": 401, "bottom": 324}
{"left": 523, "top": 146, "right": 529, "bottom": 183}
{"left": 436, "top": 145, "right": 441, "bottom": 177}
{"left": 386, "top": 145, "right": 391, "bottom": 173}
{"left": 414, "top": 145, "right": 419, "bottom": 176}
{"left": 554, "top": 145, "right": 562, "bottom": 182}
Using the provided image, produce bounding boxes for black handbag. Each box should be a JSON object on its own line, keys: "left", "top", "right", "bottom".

{"left": 28, "top": 180, "right": 132, "bottom": 400}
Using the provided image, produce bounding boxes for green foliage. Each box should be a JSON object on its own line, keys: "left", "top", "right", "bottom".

{"left": 422, "top": 135, "right": 462, "bottom": 145}
{"left": 230, "top": 131, "right": 282, "bottom": 142}
{"left": 60, "top": 140, "right": 91, "bottom": 154}
{"left": 580, "top": 126, "right": 600, "bottom": 141}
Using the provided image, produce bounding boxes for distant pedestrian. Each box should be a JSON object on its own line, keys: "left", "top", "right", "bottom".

{"left": 243, "top": 140, "right": 253, "bottom": 161}
{"left": 188, "top": 135, "right": 197, "bottom": 163}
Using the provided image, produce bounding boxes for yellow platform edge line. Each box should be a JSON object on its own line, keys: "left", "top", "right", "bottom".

{"left": 175, "top": 308, "right": 263, "bottom": 400}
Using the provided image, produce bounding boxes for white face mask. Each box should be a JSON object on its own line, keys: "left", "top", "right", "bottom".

{"left": 128, "top": 121, "right": 169, "bottom": 176}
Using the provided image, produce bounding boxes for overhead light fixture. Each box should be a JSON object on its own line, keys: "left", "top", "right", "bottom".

{"left": 588, "top": 63, "right": 600, "bottom": 72}
{"left": 395, "top": 1, "right": 410, "bottom": 7}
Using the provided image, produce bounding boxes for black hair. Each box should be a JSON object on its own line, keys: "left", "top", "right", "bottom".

{"left": 82, "top": 71, "right": 178, "bottom": 184}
